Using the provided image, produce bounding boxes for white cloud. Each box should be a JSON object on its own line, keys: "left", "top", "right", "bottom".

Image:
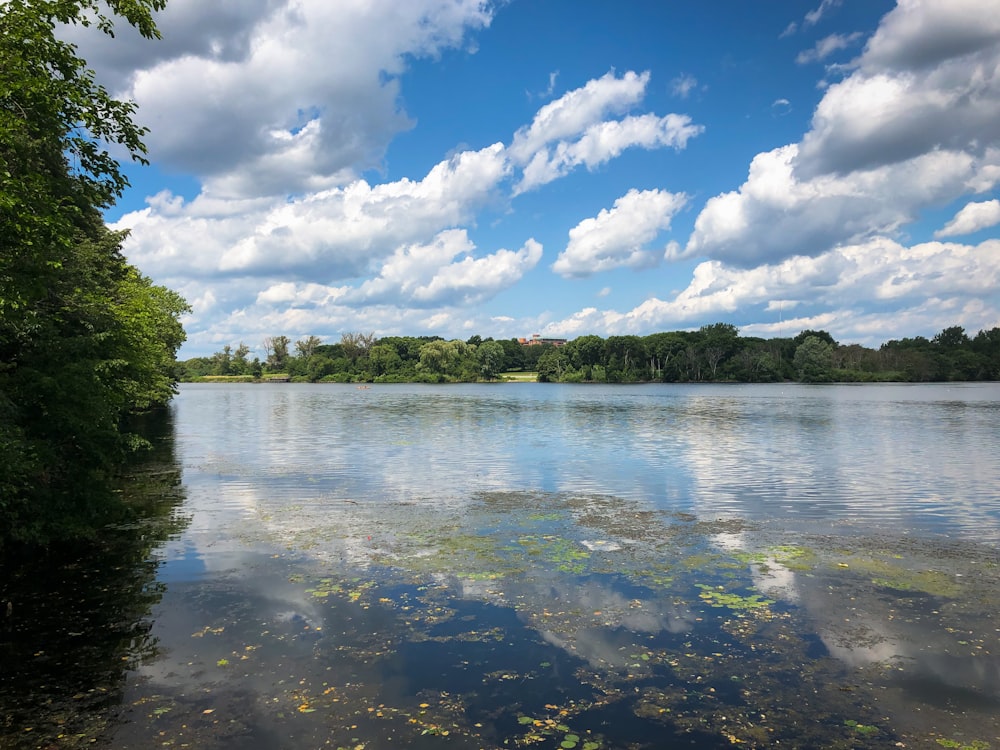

{"left": 248, "top": 230, "right": 541, "bottom": 311}
{"left": 508, "top": 70, "right": 650, "bottom": 165}
{"left": 553, "top": 189, "right": 688, "bottom": 278}
{"left": 531, "top": 70, "right": 560, "bottom": 99}
{"left": 348, "top": 229, "right": 474, "bottom": 305}
{"left": 542, "top": 237, "right": 1000, "bottom": 345}
{"left": 347, "top": 230, "right": 543, "bottom": 307}
{"left": 109, "top": 57, "right": 708, "bottom": 355}
{"left": 780, "top": 23, "right": 798, "bottom": 39}
{"left": 256, "top": 281, "right": 340, "bottom": 306}
{"left": 796, "top": 0, "right": 1000, "bottom": 178}
{"left": 779, "top": 0, "right": 841, "bottom": 38}
{"left": 117, "top": 143, "right": 509, "bottom": 279}
{"left": 671, "top": 73, "right": 698, "bottom": 98}
{"left": 936, "top": 199, "right": 1000, "bottom": 237}
{"left": 61, "top": 0, "right": 282, "bottom": 90}
{"left": 516, "top": 113, "right": 702, "bottom": 193}
{"left": 861, "top": 0, "right": 1000, "bottom": 71}
{"left": 411, "top": 237, "right": 543, "bottom": 306}
{"left": 508, "top": 70, "right": 703, "bottom": 192}
{"left": 804, "top": 0, "right": 842, "bottom": 28}
{"left": 70, "top": 0, "right": 494, "bottom": 199}
{"left": 685, "top": 144, "right": 993, "bottom": 267}
{"left": 796, "top": 32, "right": 863, "bottom": 64}
{"left": 688, "top": 0, "right": 1000, "bottom": 267}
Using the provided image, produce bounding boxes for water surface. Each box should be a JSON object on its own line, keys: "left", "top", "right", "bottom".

{"left": 3, "top": 383, "right": 999, "bottom": 749}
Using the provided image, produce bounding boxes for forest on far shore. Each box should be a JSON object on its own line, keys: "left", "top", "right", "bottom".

{"left": 177, "top": 324, "right": 1000, "bottom": 385}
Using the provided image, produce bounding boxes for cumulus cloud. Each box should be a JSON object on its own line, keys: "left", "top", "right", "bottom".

{"left": 861, "top": 0, "right": 1000, "bottom": 71}
{"left": 350, "top": 230, "right": 542, "bottom": 307}
{"left": 543, "top": 237, "right": 1000, "bottom": 345}
{"left": 936, "top": 199, "right": 1000, "bottom": 237}
{"left": 410, "top": 236, "right": 543, "bottom": 306}
{"left": 114, "top": 64, "right": 698, "bottom": 296}
{"left": 88, "top": 1, "right": 1000, "bottom": 356}
{"left": 116, "top": 143, "right": 509, "bottom": 279}
{"left": 688, "top": 0, "right": 1000, "bottom": 267}
{"left": 141, "top": 224, "right": 542, "bottom": 355}
{"left": 108, "top": 54, "right": 706, "bottom": 355}
{"left": 508, "top": 70, "right": 650, "bottom": 164}
{"left": 516, "top": 113, "right": 702, "bottom": 193}
{"left": 69, "top": 0, "right": 494, "bottom": 198}
{"left": 509, "top": 70, "right": 703, "bottom": 193}
{"left": 250, "top": 230, "right": 541, "bottom": 310}
{"left": 553, "top": 189, "right": 688, "bottom": 277}
{"left": 685, "top": 144, "right": 994, "bottom": 267}
{"left": 61, "top": 0, "right": 281, "bottom": 90}
{"left": 796, "top": 0, "right": 1000, "bottom": 179}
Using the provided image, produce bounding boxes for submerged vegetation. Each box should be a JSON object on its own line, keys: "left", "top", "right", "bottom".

{"left": 181, "top": 323, "right": 1000, "bottom": 385}
{"left": 4, "top": 488, "right": 998, "bottom": 749}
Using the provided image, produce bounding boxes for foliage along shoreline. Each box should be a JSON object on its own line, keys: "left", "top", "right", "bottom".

{"left": 179, "top": 324, "right": 1000, "bottom": 386}
{"left": 1, "top": 1, "right": 188, "bottom": 549}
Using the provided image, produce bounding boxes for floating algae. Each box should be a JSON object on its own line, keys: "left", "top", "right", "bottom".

{"left": 5, "top": 490, "right": 1000, "bottom": 750}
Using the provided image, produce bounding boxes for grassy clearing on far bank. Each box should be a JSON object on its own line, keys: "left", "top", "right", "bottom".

{"left": 502, "top": 371, "right": 539, "bottom": 382}
{"left": 190, "top": 375, "right": 263, "bottom": 383}
{"left": 187, "top": 373, "right": 540, "bottom": 384}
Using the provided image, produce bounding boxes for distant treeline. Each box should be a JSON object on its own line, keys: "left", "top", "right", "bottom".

{"left": 178, "top": 324, "right": 1000, "bottom": 384}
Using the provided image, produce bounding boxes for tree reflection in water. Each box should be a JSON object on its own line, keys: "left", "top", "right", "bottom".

{"left": 0, "top": 408, "right": 189, "bottom": 748}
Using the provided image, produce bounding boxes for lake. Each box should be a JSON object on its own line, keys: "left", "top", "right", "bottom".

{"left": 2, "top": 382, "right": 999, "bottom": 749}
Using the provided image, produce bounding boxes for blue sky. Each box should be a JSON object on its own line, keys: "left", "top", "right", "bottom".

{"left": 71, "top": 0, "right": 1000, "bottom": 358}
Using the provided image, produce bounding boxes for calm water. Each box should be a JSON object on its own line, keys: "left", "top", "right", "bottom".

{"left": 3, "top": 382, "right": 999, "bottom": 749}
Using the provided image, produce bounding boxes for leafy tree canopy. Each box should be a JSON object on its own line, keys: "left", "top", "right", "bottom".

{"left": 1, "top": 0, "right": 189, "bottom": 548}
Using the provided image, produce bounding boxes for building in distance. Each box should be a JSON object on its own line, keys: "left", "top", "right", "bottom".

{"left": 518, "top": 334, "right": 568, "bottom": 347}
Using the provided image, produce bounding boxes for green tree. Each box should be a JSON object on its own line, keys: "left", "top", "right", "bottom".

{"left": 295, "top": 335, "right": 322, "bottom": 359}
{"left": 644, "top": 331, "right": 690, "bottom": 381}
{"left": 110, "top": 266, "right": 189, "bottom": 409}
{"left": 231, "top": 342, "right": 251, "bottom": 375}
{"left": 1, "top": 0, "right": 188, "bottom": 546}
{"left": 498, "top": 338, "right": 526, "bottom": 371}
{"left": 698, "top": 322, "right": 740, "bottom": 380}
{"left": 794, "top": 336, "right": 834, "bottom": 383}
{"left": 263, "top": 335, "right": 290, "bottom": 371}
{"left": 536, "top": 346, "right": 569, "bottom": 382}
{"left": 477, "top": 340, "right": 505, "bottom": 381}
{"left": 793, "top": 329, "right": 837, "bottom": 350}
{"left": 340, "top": 331, "right": 376, "bottom": 362}
{"left": 211, "top": 345, "right": 232, "bottom": 376}
{"left": 565, "top": 334, "right": 604, "bottom": 378}
{"left": 932, "top": 325, "right": 969, "bottom": 349}
{"left": 604, "top": 335, "right": 646, "bottom": 382}
{"left": 971, "top": 327, "right": 1000, "bottom": 380}
{"left": 368, "top": 343, "right": 402, "bottom": 377}
{"left": 416, "top": 339, "right": 473, "bottom": 381}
